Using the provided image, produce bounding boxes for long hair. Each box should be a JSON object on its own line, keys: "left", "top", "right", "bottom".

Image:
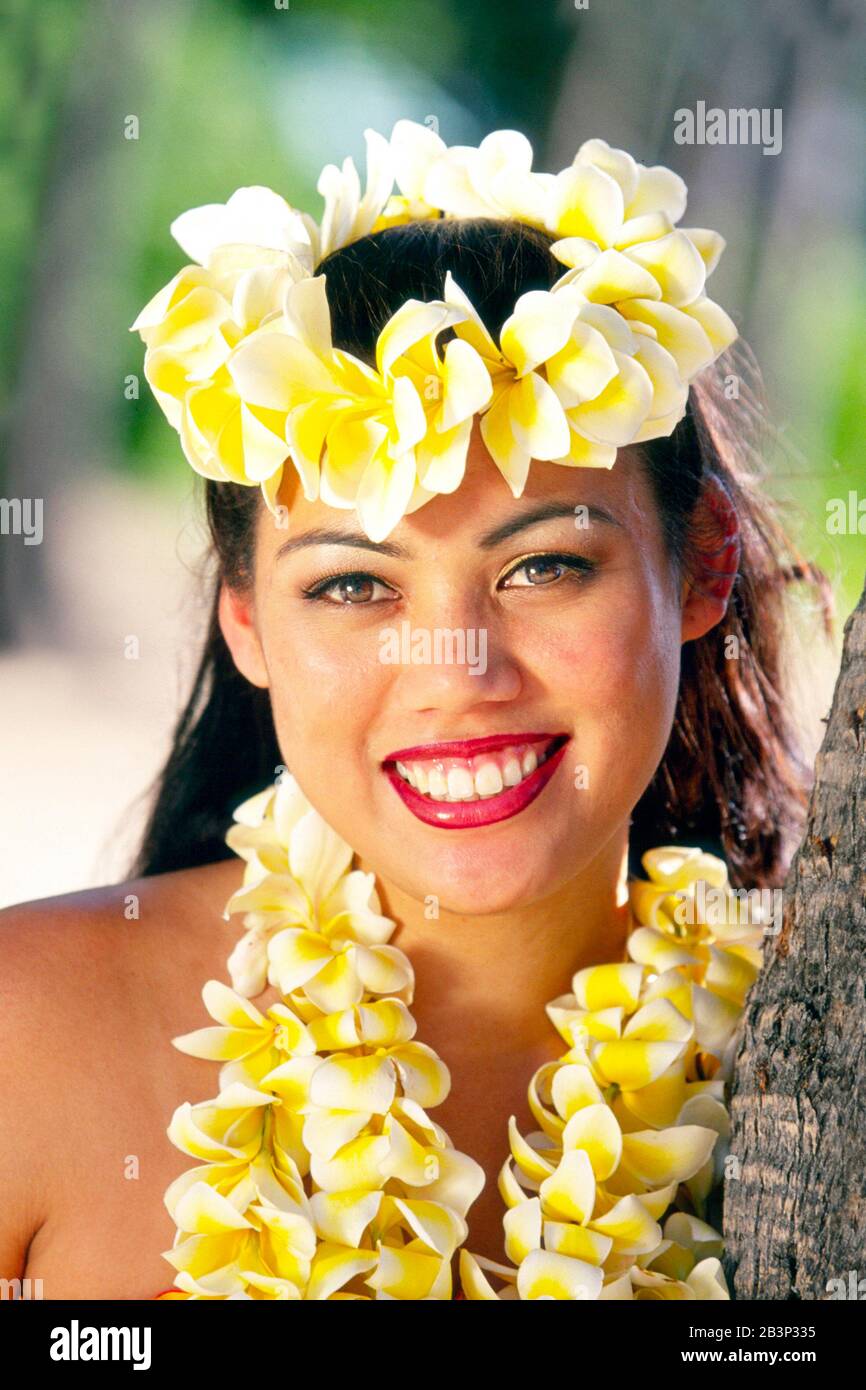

{"left": 132, "top": 217, "right": 827, "bottom": 889}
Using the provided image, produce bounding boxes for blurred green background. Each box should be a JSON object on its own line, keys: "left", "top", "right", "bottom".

{"left": 0, "top": 0, "right": 863, "bottom": 901}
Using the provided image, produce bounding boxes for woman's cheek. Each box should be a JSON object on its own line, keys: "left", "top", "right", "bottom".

{"left": 526, "top": 595, "right": 658, "bottom": 701}
{"left": 530, "top": 595, "right": 679, "bottom": 798}
{"left": 264, "top": 621, "right": 387, "bottom": 753}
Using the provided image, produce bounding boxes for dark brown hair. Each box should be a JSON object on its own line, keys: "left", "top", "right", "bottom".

{"left": 133, "top": 218, "right": 825, "bottom": 888}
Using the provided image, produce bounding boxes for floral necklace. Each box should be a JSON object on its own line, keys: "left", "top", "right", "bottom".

{"left": 156, "top": 774, "right": 763, "bottom": 1300}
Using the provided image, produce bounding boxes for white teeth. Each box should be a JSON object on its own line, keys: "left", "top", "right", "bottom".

{"left": 447, "top": 766, "right": 475, "bottom": 800}
{"left": 502, "top": 757, "right": 523, "bottom": 787}
{"left": 428, "top": 766, "right": 448, "bottom": 798}
{"left": 474, "top": 762, "right": 504, "bottom": 797}
{"left": 391, "top": 739, "right": 562, "bottom": 802}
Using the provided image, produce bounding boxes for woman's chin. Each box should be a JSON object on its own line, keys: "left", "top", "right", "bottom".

{"left": 391, "top": 841, "right": 580, "bottom": 918}
{"left": 361, "top": 789, "right": 589, "bottom": 912}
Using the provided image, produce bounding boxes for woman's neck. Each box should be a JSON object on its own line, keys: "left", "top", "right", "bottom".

{"left": 356, "top": 824, "right": 632, "bottom": 1056}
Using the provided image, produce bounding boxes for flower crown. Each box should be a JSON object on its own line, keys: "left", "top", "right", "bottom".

{"left": 131, "top": 123, "right": 738, "bottom": 542}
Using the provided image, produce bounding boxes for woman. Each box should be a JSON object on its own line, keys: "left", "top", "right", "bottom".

{"left": 0, "top": 127, "right": 819, "bottom": 1300}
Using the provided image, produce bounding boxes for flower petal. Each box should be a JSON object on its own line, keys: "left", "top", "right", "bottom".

{"left": 517, "top": 1248, "right": 604, "bottom": 1300}
{"left": 565, "top": 350, "right": 653, "bottom": 446}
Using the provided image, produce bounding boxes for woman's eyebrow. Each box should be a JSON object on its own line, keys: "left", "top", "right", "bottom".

{"left": 275, "top": 502, "right": 621, "bottom": 562}
{"left": 477, "top": 501, "right": 622, "bottom": 549}
{"left": 276, "top": 528, "right": 411, "bottom": 561}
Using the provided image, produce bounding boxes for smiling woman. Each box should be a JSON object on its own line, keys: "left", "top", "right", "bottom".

{"left": 0, "top": 128, "right": 826, "bottom": 1302}
{"left": 138, "top": 213, "right": 810, "bottom": 893}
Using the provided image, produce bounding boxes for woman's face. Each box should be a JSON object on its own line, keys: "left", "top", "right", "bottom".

{"left": 224, "top": 426, "right": 698, "bottom": 915}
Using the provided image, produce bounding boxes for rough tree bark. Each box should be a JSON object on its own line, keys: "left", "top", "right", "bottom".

{"left": 724, "top": 574, "right": 866, "bottom": 1299}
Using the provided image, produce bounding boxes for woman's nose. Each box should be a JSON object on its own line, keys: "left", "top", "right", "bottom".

{"left": 377, "top": 596, "right": 523, "bottom": 713}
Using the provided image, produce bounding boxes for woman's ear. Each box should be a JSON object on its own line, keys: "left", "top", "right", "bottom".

{"left": 218, "top": 584, "right": 269, "bottom": 689}
{"left": 680, "top": 475, "right": 741, "bottom": 643}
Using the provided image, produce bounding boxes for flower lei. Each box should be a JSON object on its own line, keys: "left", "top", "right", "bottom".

{"left": 131, "top": 123, "right": 737, "bottom": 543}
{"left": 157, "top": 773, "right": 763, "bottom": 1300}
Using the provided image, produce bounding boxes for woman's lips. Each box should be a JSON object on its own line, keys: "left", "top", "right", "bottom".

{"left": 384, "top": 732, "right": 561, "bottom": 761}
{"left": 381, "top": 734, "right": 570, "bottom": 829}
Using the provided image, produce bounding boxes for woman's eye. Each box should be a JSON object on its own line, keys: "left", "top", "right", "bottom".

{"left": 303, "top": 572, "right": 396, "bottom": 605}
{"left": 501, "top": 554, "right": 594, "bottom": 588}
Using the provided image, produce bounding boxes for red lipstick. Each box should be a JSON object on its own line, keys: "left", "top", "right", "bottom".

{"left": 384, "top": 732, "right": 559, "bottom": 761}
{"left": 381, "top": 734, "right": 570, "bottom": 830}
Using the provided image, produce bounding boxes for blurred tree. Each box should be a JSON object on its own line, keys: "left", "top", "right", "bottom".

{"left": 0, "top": 0, "right": 84, "bottom": 643}
{"left": 234, "top": 0, "right": 576, "bottom": 146}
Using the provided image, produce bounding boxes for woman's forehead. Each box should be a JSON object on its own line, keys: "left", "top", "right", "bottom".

{"left": 264, "top": 427, "right": 652, "bottom": 553}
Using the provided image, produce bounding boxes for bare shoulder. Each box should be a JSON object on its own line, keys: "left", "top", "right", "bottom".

{"left": 0, "top": 858, "right": 243, "bottom": 1004}
{"left": 0, "top": 858, "right": 242, "bottom": 1282}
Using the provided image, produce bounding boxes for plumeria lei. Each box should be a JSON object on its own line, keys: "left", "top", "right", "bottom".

{"left": 131, "top": 123, "right": 737, "bottom": 542}
{"left": 157, "top": 773, "right": 763, "bottom": 1300}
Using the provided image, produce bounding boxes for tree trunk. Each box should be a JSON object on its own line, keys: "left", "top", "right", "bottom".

{"left": 723, "top": 574, "right": 866, "bottom": 1298}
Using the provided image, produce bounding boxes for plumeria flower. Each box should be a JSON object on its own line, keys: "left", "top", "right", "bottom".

{"left": 373, "top": 118, "right": 446, "bottom": 227}
{"left": 543, "top": 961, "right": 696, "bottom": 1129}
{"left": 416, "top": 123, "right": 715, "bottom": 342}
{"left": 627, "top": 1256, "right": 730, "bottom": 1300}
{"left": 455, "top": 969, "right": 720, "bottom": 1303}
{"left": 443, "top": 272, "right": 587, "bottom": 495}
{"left": 300, "top": 998, "right": 450, "bottom": 1172}
{"left": 510, "top": 1102, "right": 715, "bottom": 1232}
{"left": 169, "top": 184, "right": 318, "bottom": 272}
{"left": 163, "top": 1152, "right": 318, "bottom": 1300}
{"left": 130, "top": 184, "right": 324, "bottom": 496}
{"left": 225, "top": 773, "right": 332, "bottom": 879}
{"left": 252, "top": 1000, "right": 480, "bottom": 1297}
{"left": 384, "top": 318, "right": 492, "bottom": 497}
{"left": 128, "top": 137, "right": 394, "bottom": 514}
{"left": 167, "top": 1082, "right": 276, "bottom": 1168}
{"left": 547, "top": 142, "right": 736, "bottom": 439}
{"left": 458, "top": 1245, "right": 730, "bottom": 1302}
{"left": 404, "top": 125, "right": 551, "bottom": 225}
{"left": 161, "top": 766, "right": 753, "bottom": 1298}
{"left": 129, "top": 252, "right": 299, "bottom": 498}
{"left": 460, "top": 1139, "right": 717, "bottom": 1301}
{"left": 220, "top": 772, "right": 398, "bottom": 1002}
{"left": 316, "top": 127, "right": 395, "bottom": 263}
{"left": 263, "top": 910, "right": 410, "bottom": 1015}
{"left": 171, "top": 978, "right": 315, "bottom": 1088}
{"left": 134, "top": 125, "right": 738, "bottom": 548}
{"left": 365, "top": 1197, "right": 467, "bottom": 1299}
{"left": 465, "top": 1033, "right": 719, "bottom": 1301}
{"left": 382, "top": 125, "right": 733, "bottom": 383}
{"left": 627, "top": 846, "right": 764, "bottom": 1020}
{"left": 546, "top": 278, "right": 689, "bottom": 449}
{"left": 228, "top": 273, "right": 478, "bottom": 539}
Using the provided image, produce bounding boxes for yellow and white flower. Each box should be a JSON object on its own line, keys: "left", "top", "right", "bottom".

{"left": 222, "top": 773, "right": 400, "bottom": 1003}
{"left": 316, "top": 127, "right": 395, "bottom": 263}
{"left": 159, "top": 773, "right": 754, "bottom": 1299}
{"left": 456, "top": 843, "right": 757, "bottom": 1300}
{"left": 133, "top": 125, "right": 737, "bottom": 541}
{"left": 227, "top": 272, "right": 490, "bottom": 540}
{"left": 161, "top": 775, "right": 487, "bottom": 1299}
